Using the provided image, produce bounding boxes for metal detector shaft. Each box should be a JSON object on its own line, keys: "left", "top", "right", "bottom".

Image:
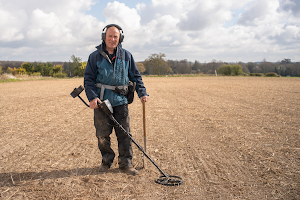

{"left": 78, "top": 95, "right": 90, "bottom": 107}
{"left": 108, "top": 114, "right": 168, "bottom": 178}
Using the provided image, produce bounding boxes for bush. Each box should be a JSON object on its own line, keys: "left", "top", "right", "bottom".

{"left": 231, "top": 65, "right": 243, "bottom": 76}
{"left": 53, "top": 72, "right": 67, "bottom": 78}
{"left": 265, "top": 72, "right": 280, "bottom": 77}
{"left": 249, "top": 73, "right": 264, "bottom": 77}
{"left": 16, "top": 67, "right": 26, "bottom": 75}
{"left": 217, "top": 64, "right": 243, "bottom": 76}
{"left": 31, "top": 72, "right": 41, "bottom": 76}
{"left": 217, "top": 64, "right": 232, "bottom": 75}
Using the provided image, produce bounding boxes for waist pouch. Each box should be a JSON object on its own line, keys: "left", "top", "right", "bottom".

{"left": 126, "top": 81, "right": 136, "bottom": 104}
{"left": 95, "top": 82, "right": 136, "bottom": 104}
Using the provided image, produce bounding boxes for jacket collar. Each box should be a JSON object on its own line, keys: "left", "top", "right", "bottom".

{"left": 96, "top": 43, "right": 122, "bottom": 64}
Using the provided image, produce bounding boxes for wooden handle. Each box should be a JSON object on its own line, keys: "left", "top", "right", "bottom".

{"left": 142, "top": 100, "right": 146, "bottom": 152}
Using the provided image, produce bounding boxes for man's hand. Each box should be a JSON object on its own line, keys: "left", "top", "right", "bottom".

{"left": 90, "top": 98, "right": 102, "bottom": 109}
{"left": 140, "top": 96, "right": 149, "bottom": 103}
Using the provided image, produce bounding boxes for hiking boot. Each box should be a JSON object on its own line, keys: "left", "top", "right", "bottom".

{"left": 99, "top": 164, "right": 109, "bottom": 172}
{"left": 120, "top": 167, "right": 138, "bottom": 175}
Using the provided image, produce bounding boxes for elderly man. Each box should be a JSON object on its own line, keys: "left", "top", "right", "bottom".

{"left": 84, "top": 24, "right": 148, "bottom": 175}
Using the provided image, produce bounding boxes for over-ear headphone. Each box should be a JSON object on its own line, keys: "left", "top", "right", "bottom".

{"left": 102, "top": 24, "right": 124, "bottom": 43}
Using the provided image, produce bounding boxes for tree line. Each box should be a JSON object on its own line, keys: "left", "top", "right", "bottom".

{"left": 142, "top": 54, "right": 300, "bottom": 77}
{"left": 1, "top": 54, "right": 299, "bottom": 77}
{"left": 0, "top": 55, "right": 86, "bottom": 78}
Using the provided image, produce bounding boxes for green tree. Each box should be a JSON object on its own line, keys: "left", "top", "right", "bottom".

{"left": 74, "top": 62, "right": 86, "bottom": 77}
{"left": 217, "top": 64, "right": 232, "bottom": 76}
{"left": 136, "top": 63, "right": 146, "bottom": 74}
{"left": 21, "top": 62, "right": 34, "bottom": 74}
{"left": 69, "top": 55, "right": 82, "bottom": 77}
{"left": 53, "top": 65, "right": 63, "bottom": 74}
{"left": 0, "top": 65, "right": 2, "bottom": 75}
{"left": 231, "top": 64, "right": 243, "bottom": 75}
{"left": 38, "top": 62, "right": 53, "bottom": 76}
{"left": 144, "top": 53, "right": 172, "bottom": 75}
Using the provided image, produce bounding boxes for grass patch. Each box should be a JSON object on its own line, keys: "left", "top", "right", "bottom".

{"left": 0, "top": 78, "right": 21, "bottom": 83}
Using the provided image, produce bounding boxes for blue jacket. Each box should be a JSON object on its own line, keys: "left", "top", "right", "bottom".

{"left": 84, "top": 43, "right": 148, "bottom": 107}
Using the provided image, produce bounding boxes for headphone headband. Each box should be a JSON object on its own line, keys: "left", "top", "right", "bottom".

{"left": 102, "top": 24, "right": 124, "bottom": 43}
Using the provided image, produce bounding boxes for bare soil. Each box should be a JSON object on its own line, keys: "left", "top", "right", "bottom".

{"left": 0, "top": 77, "right": 299, "bottom": 199}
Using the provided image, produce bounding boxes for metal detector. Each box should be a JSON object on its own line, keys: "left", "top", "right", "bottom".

{"left": 70, "top": 85, "right": 183, "bottom": 186}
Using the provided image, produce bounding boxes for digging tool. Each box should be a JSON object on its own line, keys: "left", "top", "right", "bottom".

{"left": 70, "top": 85, "right": 183, "bottom": 186}
{"left": 142, "top": 99, "right": 146, "bottom": 168}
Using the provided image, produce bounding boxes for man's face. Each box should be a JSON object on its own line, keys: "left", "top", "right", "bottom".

{"left": 105, "top": 27, "right": 120, "bottom": 51}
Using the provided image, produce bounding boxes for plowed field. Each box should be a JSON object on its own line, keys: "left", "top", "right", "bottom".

{"left": 0, "top": 77, "right": 299, "bottom": 199}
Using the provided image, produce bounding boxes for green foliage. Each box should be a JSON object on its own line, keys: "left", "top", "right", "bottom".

{"left": 144, "top": 53, "right": 172, "bottom": 75}
{"left": 16, "top": 67, "right": 26, "bottom": 75}
{"left": 53, "top": 65, "right": 63, "bottom": 74}
{"left": 231, "top": 65, "right": 243, "bottom": 75}
{"left": 0, "top": 66, "right": 2, "bottom": 75}
{"left": 69, "top": 55, "right": 82, "bottom": 77}
{"left": 0, "top": 78, "right": 20, "bottom": 83}
{"left": 53, "top": 72, "right": 67, "bottom": 78}
{"left": 21, "top": 62, "right": 34, "bottom": 74}
{"left": 217, "top": 64, "right": 232, "bottom": 75}
{"left": 265, "top": 72, "right": 280, "bottom": 77}
{"left": 31, "top": 72, "right": 41, "bottom": 76}
{"left": 37, "top": 62, "right": 53, "bottom": 76}
{"left": 74, "top": 61, "right": 86, "bottom": 77}
{"left": 217, "top": 64, "right": 243, "bottom": 76}
{"left": 249, "top": 73, "right": 264, "bottom": 76}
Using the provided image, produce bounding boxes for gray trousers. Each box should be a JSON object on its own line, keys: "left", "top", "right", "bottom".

{"left": 94, "top": 104, "right": 133, "bottom": 168}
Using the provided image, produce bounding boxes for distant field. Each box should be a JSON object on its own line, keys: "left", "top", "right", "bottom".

{"left": 0, "top": 77, "right": 299, "bottom": 199}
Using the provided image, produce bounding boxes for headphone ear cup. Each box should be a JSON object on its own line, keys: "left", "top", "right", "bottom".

{"left": 102, "top": 32, "right": 106, "bottom": 41}
{"left": 119, "top": 34, "right": 124, "bottom": 43}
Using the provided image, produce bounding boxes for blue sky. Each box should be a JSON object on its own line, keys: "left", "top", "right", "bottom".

{"left": 86, "top": 0, "right": 152, "bottom": 22}
{"left": 0, "top": 0, "right": 299, "bottom": 63}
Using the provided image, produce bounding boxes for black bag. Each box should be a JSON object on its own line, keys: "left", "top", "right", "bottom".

{"left": 127, "top": 81, "right": 136, "bottom": 104}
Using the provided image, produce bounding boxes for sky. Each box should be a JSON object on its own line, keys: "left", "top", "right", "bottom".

{"left": 0, "top": 0, "right": 299, "bottom": 63}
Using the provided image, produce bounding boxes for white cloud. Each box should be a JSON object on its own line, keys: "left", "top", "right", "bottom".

{"left": 0, "top": 0, "right": 299, "bottom": 62}
{"left": 237, "top": 0, "right": 282, "bottom": 26}
{"left": 0, "top": 0, "right": 102, "bottom": 61}
{"left": 103, "top": 1, "right": 141, "bottom": 30}
{"left": 0, "top": 8, "right": 27, "bottom": 42}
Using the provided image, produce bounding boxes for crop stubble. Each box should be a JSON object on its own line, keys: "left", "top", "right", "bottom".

{"left": 0, "top": 77, "right": 299, "bottom": 199}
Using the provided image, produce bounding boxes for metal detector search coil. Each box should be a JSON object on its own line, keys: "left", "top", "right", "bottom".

{"left": 70, "top": 85, "right": 183, "bottom": 186}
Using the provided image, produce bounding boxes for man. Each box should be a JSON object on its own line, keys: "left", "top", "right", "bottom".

{"left": 84, "top": 24, "right": 148, "bottom": 175}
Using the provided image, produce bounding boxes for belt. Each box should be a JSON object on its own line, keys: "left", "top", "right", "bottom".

{"left": 95, "top": 83, "right": 128, "bottom": 100}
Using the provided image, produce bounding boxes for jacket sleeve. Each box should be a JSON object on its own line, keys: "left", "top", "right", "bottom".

{"left": 84, "top": 53, "right": 99, "bottom": 102}
{"left": 128, "top": 54, "right": 148, "bottom": 98}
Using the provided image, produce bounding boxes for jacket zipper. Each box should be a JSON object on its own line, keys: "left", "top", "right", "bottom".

{"left": 111, "top": 47, "right": 117, "bottom": 107}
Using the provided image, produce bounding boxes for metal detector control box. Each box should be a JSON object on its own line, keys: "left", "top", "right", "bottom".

{"left": 70, "top": 85, "right": 84, "bottom": 98}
